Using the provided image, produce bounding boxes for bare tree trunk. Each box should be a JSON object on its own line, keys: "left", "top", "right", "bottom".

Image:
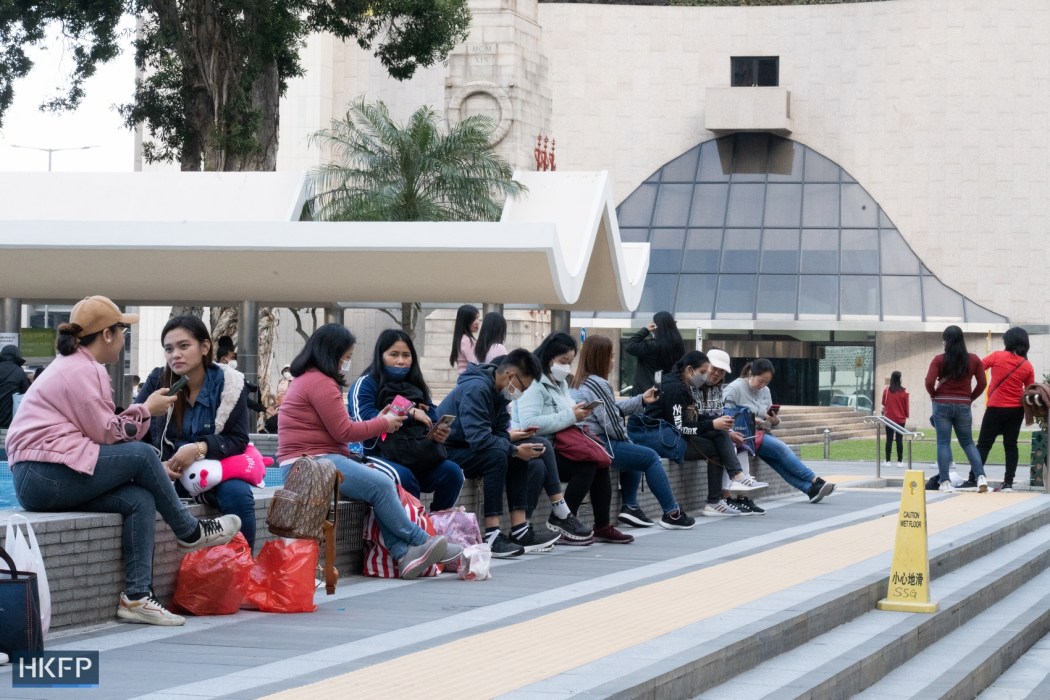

{"left": 169, "top": 306, "right": 204, "bottom": 319}
{"left": 256, "top": 307, "right": 277, "bottom": 430}
{"left": 209, "top": 306, "right": 239, "bottom": 342}
{"left": 401, "top": 302, "right": 422, "bottom": 341}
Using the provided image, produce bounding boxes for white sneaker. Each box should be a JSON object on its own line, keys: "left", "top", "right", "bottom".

{"left": 740, "top": 475, "right": 769, "bottom": 488}
{"left": 117, "top": 593, "right": 185, "bottom": 626}
{"left": 176, "top": 515, "right": 241, "bottom": 552}
{"left": 701, "top": 500, "right": 742, "bottom": 516}
{"left": 883, "top": 461, "right": 893, "bottom": 468}
{"left": 728, "top": 477, "right": 764, "bottom": 493}
{"left": 977, "top": 475, "right": 988, "bottom": 493}
{"left": 0, "top": 651, "right": 8, "bottom": 665}
{"left": 939, "top": 480, "right": 955, "bottom": 493}
{"left": 897, "top": 462, "right": 904, "bottom": 469}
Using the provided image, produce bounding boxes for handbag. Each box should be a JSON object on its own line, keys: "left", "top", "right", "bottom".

{"left": 724, "top": 405, "right": 763, "bottom": 456}
{"left": 0, "top": 543, "right": 44, "bottom": 655}
{"left": 553, "top": 425, "right": 612, "bottom": 467}
{"left": 5, "top": 514, "right": 51, "bottom": 635}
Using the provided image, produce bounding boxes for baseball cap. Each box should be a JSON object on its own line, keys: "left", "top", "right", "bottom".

{"left": 70, "top": 296, "right": 139, "bottom": 337}
{"left": 707, "top": 349, "right": 732, "bottom": 373}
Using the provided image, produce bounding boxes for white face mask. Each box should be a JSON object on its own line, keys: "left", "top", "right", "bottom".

{"left": 501, "top": 385, "right": 523, "bottom": 402}
{"left": 340, "top": 358, "right": 352, "bottom": 374}
{"left": 550, "top": 363, "right": 571, "bottom": 383}
{"left": 227, "top": 359, "right": 238, "bottom": 370}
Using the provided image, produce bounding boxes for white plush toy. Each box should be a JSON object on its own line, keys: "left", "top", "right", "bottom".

{"left": 179, "top": 443, "right": 272, "bottom": 496}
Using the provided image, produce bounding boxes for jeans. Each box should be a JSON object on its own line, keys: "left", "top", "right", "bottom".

{"left": 445, "top": 445, "right": 528, "bottom": 518}
{"left": 524, "top": 437, "right": 561, "bottom": 518}
{"left": 885, "top": 425, "right": 903, "bottom": 462}
{"left": 12, "top": 441, "right": 199, "bottom": 596}
{"left": 281, "top": 455, "right": 428, "bottom": 560}
{"left": 178, "top": 478, "right": 257, "bottom": 549}
{"left": 613, "top": 440, "right": 679, "bottom": 514}
{"left": 931, "top": 402, "right": 984, "bottom": 483}
{"left": 976, "top": 406, "right": 1024, "bottom": 484}
{"left": 366, "top": 456, "right": 465, "bottom": 512}
{"left": 756, "top": 433, "right": 818, "bottom": 494}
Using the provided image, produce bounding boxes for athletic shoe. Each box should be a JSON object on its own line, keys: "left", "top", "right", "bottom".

{"left": 731, "top": 496, "right": 766, "bottom": 516}
{"left": 547, "top": 512, "right": 593, "bottom": 541}
{"left": 0, "top": 651, "right": 7, "bottom": 665}
{"left": 999, "top": 483, "right": 1015, "bottom": 493}
{"left": 739, "top": 475, "right": 769, "bottom": 488}
{"left": 556, "top": 534, "right": 594, "bottom": 546}
{"left": 727, "top": 477, "right": 764, "bottom": 493}
{"left": 938, "top": 480, "right": 955, "bottom": 493}
{"left": 440, "top": 543, "right": 464, "bottom": 570}
{"left": 883, "top": 461, "right": 893, "bottom": 468}
{"left": 956, "top": 479, "right": 979, "bottom": 492}
{"left": 510, "top": 524, "right": 559, "bottom": 553}
{"left": 977, "top": 475, "right": 988, "bottom": 493}
{"left": 807, "top": 478, "right": 835, "bottom": 503}
{"left": 487, "top": 532, "right": 524, "bottom": 558}
{"left": 618, "top": 503, "right": 656, "bottom": 528}
{"left": 896, "top": 462, "right": 904, "bottom": 469}
{"left": 926, "top": 474, "right": 941, "bottom": 491}
{"left": 701, "top": 500, "right": 742, "bottom": 516}
{"left": 593, "top": 524, "right": 634, "bottom": 544}
{"left": 398, "top": 535, "right": 448, "bottom": 579}
{"left": 659, "top": 509, "right": 696, "bottom": 530}
{"left": 117, "top": 593, "right": 185, "bottom": 626}
{"left": 175, "top": 515, "right": 241, "bottom": 552}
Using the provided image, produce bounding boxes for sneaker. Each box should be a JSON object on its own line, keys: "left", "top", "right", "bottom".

{"left": 740, "top": 475, "right": 769, "bottom": 488}
{"left": 727, "top": 476, "right": 764, "bottom": 493}
{"left": 956, "top": 478, "right": 979, "bottom": 492}
{"left": 175, "top": 514, "right": 241, "bottom": 552}
{"left": 883, "top": 460, "right": 893, "bottom": 468}
{"left": 398, "top": 535, "right": 448, "bottom": 579}
{"left": 488, "top": 532, "right": 525, "bottom": 558}
{"left": 731, "top": 496, "right": 766, "bottom": 516}
{"left": 926, "top": 474, "right": 941, "bottom": 491}
{"left": 700, "top": 499, "right": 742, "bottom": 516}
{"left": 807, "top": 478, "right": 835, "bottom": 503}
{"left": 556, "top": 534, "right": 594, "bottom": 546}
{"left": 939, "top": 480, "right": 955, "bottom": 492}
{"left": 977, "top": 475, "right": 988, "bottom": 493}
{"left": 618, "top": 503, "right": 656, "bottom": 528}
{"left": 659, "top": 509, "right": 696, "bottom": 530}
{"left": 593, "top": 524, "right": 634, "bottom": 544}
{"left": 0, "top": 651, "right": 7, "bottom": 665}
{"left": 510, "top": 524, "right": 560, "bottom": 553}
{"left": 999, "top": 483, "right": 1015, "bottom": 493}
{"left": 547, "top": 512, "right": 593, "bottom": 541}
{"left": 440, "top": 543, "right": 464, "bottom": 570}
{"left": 896, "top": 462, "right": 904, "bottom": 469}
{"left": 117, "top": 593, "right": 185, "bottom": 626}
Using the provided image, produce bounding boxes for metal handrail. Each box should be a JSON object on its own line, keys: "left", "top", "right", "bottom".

{"left": 863, "top": 415, "right": 926, "bottom": 478}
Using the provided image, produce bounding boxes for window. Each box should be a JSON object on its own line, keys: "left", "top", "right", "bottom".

{"left": 731, "top": 57, "right": 779, "bottom": 87}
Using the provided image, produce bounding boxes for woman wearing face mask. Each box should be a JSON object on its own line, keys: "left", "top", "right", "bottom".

{"left": 277, "top": 324, "right": 457, "bottom": 579}
{"left": 513, "top": 332, "right": 633, "bottom": 543}
{"left": 349, "top": 329, "right": 464, "bottom": 510}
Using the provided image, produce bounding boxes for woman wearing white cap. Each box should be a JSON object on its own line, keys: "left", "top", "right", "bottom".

{"left": 6, "top": 296, "right": 241, "bottom": 627}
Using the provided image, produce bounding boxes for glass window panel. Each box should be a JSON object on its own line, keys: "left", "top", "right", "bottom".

{"left": 649, "top": 229, "right": 686, "bottom": 273}
{"left": 799, "top": 275, "right": 838, "bottom": 319}
{"left": 616, "top": 183, "right": 657, "bottom": 227}
{"left": 683, "top": 229, "right": 723, "bottom": 273}
{"left": 676, "top": 274, "right": 717, "bottom": 318}
{"left": 661, "top": 147, "right": 700, "bottom": 182}
{"left": 726, "top": 184, "right": 765, "bottom": 226}
{"left": 636, "top": 274, "right": 679, "bottom": 314}
{"left": 645, "top": 171, "right": 660, "bottom": 183}
{"left": 619, "top": 228, "right": 650, "bottom": 244}
{"left": 757, "top": 58, "right": 779, "bottom": 87}
{"left": 651, "top": 184, "right": 693, "bottom": 227}
{"left": 841, "top": 183, "right": 879, "bottom": 227}
{"left": 689, "top": 184, "right": 728, "bottom": 227}
{"left": 802, "top": 184, "right": 839, "bottom": 227}
{"left": 715, "top": 275, "right": 756, "bottom": 319}
{"left": 698, "top": 139, "right": 732, "bottom": 181}
{"left": 800, "top": 229, "right": 839, "bottom": 273}
{"left": 730, "top": 133, "right": 769, "bottom": 181}
{"left": 841, "top": 171, "right": 856, "bottom": 183}
{"left": 921, "top": 276, "right": 965, "bottom": 322}
{"left": 761, "top": 229, "right": 800, "bottom": 273}
{"left": 879, "top": 228, "right": 921, "bottom": 275}
{"left": 766, "top": 139, "right": 804, "bottom": 181}
{"left": 840, "top": 229, "right": 878, "bottom": 273}
{"left": 721, "top": 229, "right": 761, "bottom": 273}
{"left": 840, "top": 275, "right": 879, "bottom": 319}
{"left": 964, "top": 298, "right": 1009, "bottom": 324}
{"left": 881, "top": 276, "right": 922, "bottom": 321}
{"left": 757, "top": 275, "right": 797, "bottom": 319}
{"left": 879, "top": 208, "right": 893, "bottom": 228}
{"left": 804, "top": 150, "right": 840, "bottom": 182}
{"left": 763, "top": 184, "right": 802, "bottom": 227}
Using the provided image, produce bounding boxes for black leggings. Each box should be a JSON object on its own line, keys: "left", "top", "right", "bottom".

{"left": 554, "top": 453, "right": 598, "bottom": 516}
{"left": 974, "top": 406, "right": 1025, "bottom": 484}
{"left": 685, "top": 431, "right": 741, "bottom": 503}
{"left": 885, "top": 425, "right": 903, "bottom": 462}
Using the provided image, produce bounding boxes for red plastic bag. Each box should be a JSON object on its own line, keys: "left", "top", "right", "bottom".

{"left": 363, "top": 484, "right": 441, "bottom": 578}
{"left": 242, "top": 538, "right": 318, "bottom": 613}
{"left": 173, "top": 533, "right": 253, "bottom": 615}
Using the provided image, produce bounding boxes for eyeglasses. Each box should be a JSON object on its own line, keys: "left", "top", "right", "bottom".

{"left": 116, "top": 323, "right": 131, "bottom": 338}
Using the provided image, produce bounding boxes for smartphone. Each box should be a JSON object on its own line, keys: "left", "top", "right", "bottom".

{"left": 652, "top": 371, "right": 662, "bottom": 398}
{"left": 425, "top": 414, "right": 456, "bottom": 438}
{"left": 523, "top": 425, "right": 540, "bottom": 434}
{"left": 582, "top": 400, "right": 602, "bottom": 411}
{"left": 769, "top": 404, "right": 782, "bottom": 414}
{"left": 389, "top": 395, "right": 414, "bottom": 417}
{"left": 165, "top": 376, "right": 189, "bottom": 396}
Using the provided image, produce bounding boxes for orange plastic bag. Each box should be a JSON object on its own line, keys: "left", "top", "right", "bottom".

{"left": 242, "top": 538, "right": 318, "bottom": 613}
{"left": 173, "top": 533, "right": 253, "bottom": 615}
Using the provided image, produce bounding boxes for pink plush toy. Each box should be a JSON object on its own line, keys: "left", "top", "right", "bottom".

{"left": 179, "top": 443, "right": 273, "bottom": 496}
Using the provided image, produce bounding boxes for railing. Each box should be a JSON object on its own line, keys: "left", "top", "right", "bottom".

{"left": 863, "top": 415, "right": 926, "bottom": 479}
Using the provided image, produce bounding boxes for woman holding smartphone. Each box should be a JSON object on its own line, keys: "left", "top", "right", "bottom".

{"left": 349, "top": 328, "right": 464, "bottom": 510}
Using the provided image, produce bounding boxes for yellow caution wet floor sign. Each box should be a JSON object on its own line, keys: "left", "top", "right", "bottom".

{"left": 877, "top": 469, "right": 939, "bottom": 613}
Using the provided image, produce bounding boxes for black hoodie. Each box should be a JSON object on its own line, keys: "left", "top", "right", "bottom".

{"left": 0, "top": 345, "right": 30, "bottom": 428}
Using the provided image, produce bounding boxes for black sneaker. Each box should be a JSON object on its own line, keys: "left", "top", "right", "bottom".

{"left": 807, "top": 478, "right": 835, "bottom": 504}
{"left": 487, "top": 532, "right": 524, "bottom": 558}
{"left": 957, "top": 479, "right": 979, "bottom": 491}
{"left": 555, "top": 534, "right": 593, "bottom": 546}
{"left": 659, "top": 508, "right": 696, "bottom": 530}
{"left": 618, "top": 504, "right": 656, "bottom": 528}
{"left": 925, "top": 474, "right": 941, "bottom": 491}
{"left": 509, "top": 524, "right": 559, "bottom": 554}
{"left": 547, "top": 512, "right": 593, "bottom": 541}
{"left": 732, "top": 496, "right": 765, "bottom": 516}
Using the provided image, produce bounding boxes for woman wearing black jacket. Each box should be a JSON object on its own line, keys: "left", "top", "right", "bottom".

{"left": 623, "top": 311, "right": 684, "bottom": 396}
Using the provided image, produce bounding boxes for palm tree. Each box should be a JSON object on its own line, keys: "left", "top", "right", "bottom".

{"left": 307, "top": 97, "right": 525, "bottom": 339}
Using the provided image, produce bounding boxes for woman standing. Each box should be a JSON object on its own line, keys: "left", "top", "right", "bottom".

{"left": 278, "top": 324, "right": 454, "bottom": 579}
{"left": 972, "top": 327, "right": 1034, "bottom": 492}
{"left": 349, "top": 328, "right": 464, "bottom": 510}
{"left": 623, "top": 311, "right": 685, "bottom": 396}
{"left": 924, "top": 325, "right": 988, "bottom": 492}
{"left": 449, "top": 304, "right": 481, "bottom": 373}
{"left": 474, "top": 311, "right": 508, "bottom": 364}
{"left": 880, "top": 371, "right": 910, "bottom": 468}
{"left": 7, "top": 296, "right": 239, "bottom": 626}
{"left": 136, "top": 316, "right": 256, "bottom": 547}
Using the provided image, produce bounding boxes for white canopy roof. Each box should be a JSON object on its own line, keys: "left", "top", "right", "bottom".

{"left": 0, "top": 171, "right": 648, "bottom": 310}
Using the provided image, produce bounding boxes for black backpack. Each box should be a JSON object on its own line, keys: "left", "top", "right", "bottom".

{"left": 377, "top": 417, "right": 447, "bottom": 470}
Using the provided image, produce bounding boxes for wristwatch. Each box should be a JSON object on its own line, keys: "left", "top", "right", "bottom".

{"left": 195, "top": 441, "right": 207, "bottom": 460}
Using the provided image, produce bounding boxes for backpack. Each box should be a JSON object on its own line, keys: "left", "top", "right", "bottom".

{"left": 376, "top": 418, "right": 447, "bottom": 469}
{"left": 266, "top": 456, "right": 344, "bottom": 594}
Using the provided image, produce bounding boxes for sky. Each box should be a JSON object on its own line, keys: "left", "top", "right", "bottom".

{"left": 0, "top": 20, "right": 137, "bottom": 172}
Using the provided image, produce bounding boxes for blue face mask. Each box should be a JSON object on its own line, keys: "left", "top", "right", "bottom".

{"left": 384, "top": 365, "right": 411, "bottom": 379}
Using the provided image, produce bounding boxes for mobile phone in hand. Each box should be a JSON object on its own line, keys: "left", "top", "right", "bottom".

{"left": 523, "top": 426, "right": 540, "bottom": 434}
{"left": 653, "top": 371, "right": 663, "bottom": 398}
{"left": 582, "top": 400, "right": 601, "bottom": 411}
{"left": 166, "top": 376, "right": 189, "bottom": 396}
{"left": 769, "top": 404, "right": 781, "bottom": 414}
{"left": 389, "top": 395, "right": 414, "bottom": 417}
{"left": 425, "top": 414, "right": 456, "bottom": 438}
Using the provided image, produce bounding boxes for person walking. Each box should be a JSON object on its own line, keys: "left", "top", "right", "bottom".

{"left": 880, "top": 371, "right": 910, "bottom": 468}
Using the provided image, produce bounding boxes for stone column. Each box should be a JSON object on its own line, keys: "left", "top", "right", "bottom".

{"left": 482, "top": 303, "right": 504, "bottom": 316}
{"left": 1, "top": 298, "right": 21, "bottom": 333}
{"left": 237, "top": 301, "right": 259, "bottom": 386}
{"left": 324, "top": 306, "right": 344, "bottom": 326}
{"left": 550, "top": 309, "right": 570, "bottom": 333}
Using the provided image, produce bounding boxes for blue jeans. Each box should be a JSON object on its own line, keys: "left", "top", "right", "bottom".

{"left": 12, "top": 441, "right": 199, "bottom": 597}
{"left": 366, "top": 456, "right": 464, "bottom": 512}
{"left": 932, "top": 402, "right": 984, "bottom": 482}
{"left": 756, "top": 434, "right": 817, "bottom": 494}
{"left": 612, "top": 440, "right": 679, "bottom": 514}
{"left": 281, "top": 455, "right": 428, "bottom": 560}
